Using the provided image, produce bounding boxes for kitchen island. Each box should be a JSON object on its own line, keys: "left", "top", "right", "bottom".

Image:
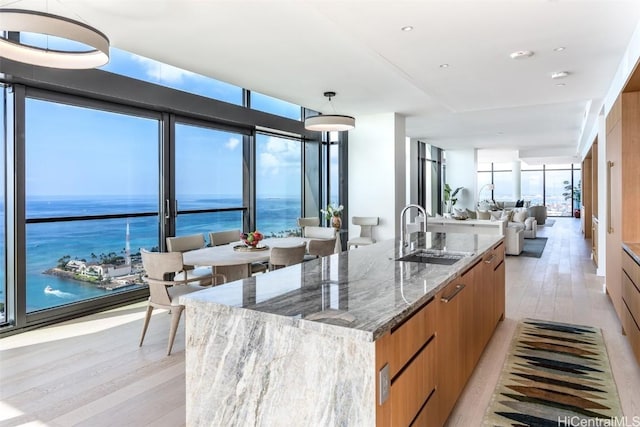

{"left": 181, "top": 232, "right": 505, "bottom": 426}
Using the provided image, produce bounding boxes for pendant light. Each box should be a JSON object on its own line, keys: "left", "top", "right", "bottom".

{"left": 0, "top": 8, "right": 110, "bottom": 69}
{"left": 304, "top": 91, "right": 355, "bottom": 132}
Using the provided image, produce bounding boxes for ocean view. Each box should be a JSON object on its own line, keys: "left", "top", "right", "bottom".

{"left": 1, "top": 196, "right": 301, "bottom": 313}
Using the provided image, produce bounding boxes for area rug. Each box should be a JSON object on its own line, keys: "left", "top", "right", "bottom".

{"left": 483, "top": 319, "right": 622, "bottom": 426}
{"left": 520, "top": 237, "right": 548, "bottom": 258}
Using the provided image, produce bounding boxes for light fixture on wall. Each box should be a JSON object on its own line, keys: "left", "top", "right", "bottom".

{"left": 478, "top": 183, "right": 495, "bottom": 205}
{"left": 0, "top": 9, "right": 109, "bottom": 69}
{"left": 304, "top": 91, "right": 355, "bottom": 132}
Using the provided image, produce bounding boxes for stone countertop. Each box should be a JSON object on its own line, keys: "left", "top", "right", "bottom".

{"left": 623, "top": 242, "right": 640, "bottom": 265}
{"left": 181, "top": 232, "right": 503, "bottom": 343}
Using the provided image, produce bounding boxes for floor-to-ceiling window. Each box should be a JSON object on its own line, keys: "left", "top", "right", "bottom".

{"left": 25, "top": 96, "right": 160, "bottom": 313}
{"left": 1, "top": 44, "right": 330, "bottom": 334}
{"left": 477, "top": 162, "right": 580, "bottom": 216}
{"left": 1, "top": 85, "right": 7, "bottom": 323}
{"left": 174, "top": 122, "right": 246, "bottom": 239}
{"left": 255, "top": 133, "right": 302, "bottom": 236}
{"left": 545, "top": 164, "right": 574, "bottom": 216}
{"left": 521, "top": 164, "right": 544, "bottom": 206}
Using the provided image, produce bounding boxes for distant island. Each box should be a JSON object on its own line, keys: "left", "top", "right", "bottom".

{"left": 44, "top": 250, "right": 146, "bottom": 291}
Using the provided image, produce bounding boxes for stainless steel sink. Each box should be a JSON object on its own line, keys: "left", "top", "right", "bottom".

{"left": 396, "top": 249, "right": 473, "bottom": 265}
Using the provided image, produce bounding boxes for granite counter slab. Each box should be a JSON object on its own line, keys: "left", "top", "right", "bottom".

{"left": 623, "top": 242, "right": 640, "bottom": 265}
{"left": 181, "top": 232, "right": 503, "bottom": 342}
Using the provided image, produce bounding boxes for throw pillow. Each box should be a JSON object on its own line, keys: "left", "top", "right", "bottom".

{"left": 477, "top": 209, "right": 491, "bottom": 220}
{"left": 515, "top": 199, "right": 524, "bottom": 208}
{"left": 500, "top": 209, "right": 514, "bottom": 222}
{"left": 454, "top": 208, "right": 468, "bottom": 219}
{"left": 489, "top": 210, "right": 503, "bottom": 220}
{"left": 465, "top": 208, "right": 477, "bottom": 219}
{"left": 513, "top": 209, "right": 528, "bottom": 223}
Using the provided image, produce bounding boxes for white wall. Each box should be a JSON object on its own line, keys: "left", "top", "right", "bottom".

{"left": 597, "top": 112, "right": 607, "bottom": 277}
{"left": 349, "top": 113, "right": 406, "bottom": 241}
{"left": 445, "top": 149, "right": 477, "bottom": 211}
{"left": 407, "top": 137, "right": 419, "bottom": 206}
{"left": 579, "top": 20, "right": 640, "bottom": 277}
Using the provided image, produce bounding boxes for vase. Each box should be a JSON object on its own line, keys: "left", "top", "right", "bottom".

{"left": 331, "top": 216, "right": 342, "bottom": 230}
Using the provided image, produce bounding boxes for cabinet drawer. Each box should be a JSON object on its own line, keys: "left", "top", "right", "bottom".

{"left": 622, "top": 304, "right": 640, "bottom": 364}
{"left": 379, "top": 298, "right": 436, "bottom": 377}
{"left": 410, "top": 387, "right": 438, "bottom": 427}
{"left": 622, "top": 249, "right": 640, "bottom": 287}
{"left": 622, "top": 271, "right": 640, "bottom": 324}
{"left": 390, "top": 338, "right": 436, "bottom": 427}
{"left": 493, "top": 242, "right": 505, "bottom": 266}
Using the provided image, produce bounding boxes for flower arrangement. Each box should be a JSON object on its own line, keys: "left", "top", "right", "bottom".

{"left": 321, "top": 204, "right": 344, "bottom": 230}
{"left": 320, "top": 204, "right": 344, "bottom": 220}
{"left": 240, "top": 230, "right": 263, "bottom": 247}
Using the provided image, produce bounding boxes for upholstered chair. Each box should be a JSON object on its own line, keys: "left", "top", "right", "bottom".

{"left": 165, "top": 234, "right": 214, "bottom": 285}
{"left": 209, "top": 229, "right": 241, "bottom": 246}
{"left": 347, "top": 216, "right": 379, "bottom": 249}
{"left": 269, "top": 243, "right": 307, "bottom": 270}
{"left": 139, "top": 249, "right": 226, "bottom": 355}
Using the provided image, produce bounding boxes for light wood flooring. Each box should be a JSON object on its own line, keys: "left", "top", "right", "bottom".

{"left": 1, "top": 218, "right": 639, "bottom": 426}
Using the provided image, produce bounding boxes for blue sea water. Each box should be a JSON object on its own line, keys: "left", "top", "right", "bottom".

{"left": 1, "top": 195, "right": 300, "bottom": 313}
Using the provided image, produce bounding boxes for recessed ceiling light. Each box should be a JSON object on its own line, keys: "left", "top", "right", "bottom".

{"left": 509, "top": 50, "right": 534, "bottom": 59}
{"left": 553, "top": 46, "right": 566, "bottom": 52}
{"left": 439, "top": 63, "right": 449, "bottom": 68}
{"left": 551, "top": 71, "right": 570, "bottom": 79}
{"left": 401, "top": 26, "right": 414, "bottom": 32}
{"left": 555, "top": 83, "right": 566, "bottom": 87}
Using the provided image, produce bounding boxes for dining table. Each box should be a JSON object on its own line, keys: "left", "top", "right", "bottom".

{"left": 182, "top": 237, "right": 311, "bottom": 282}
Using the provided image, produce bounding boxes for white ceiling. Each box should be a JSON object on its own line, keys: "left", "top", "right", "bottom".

{"left": 5, "top": 0, "right": 640, "bottom": 163}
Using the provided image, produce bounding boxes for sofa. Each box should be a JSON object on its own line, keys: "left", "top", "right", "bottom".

{"left": 458, "top": 207, "right": 537, "bottom": 238}
{"left": 429, "top": 214, "right": 531, "bottom": 255}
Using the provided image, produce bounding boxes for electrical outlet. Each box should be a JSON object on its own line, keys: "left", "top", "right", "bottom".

{"left": 379, "top": 363, "right": 390, "bottom": 405}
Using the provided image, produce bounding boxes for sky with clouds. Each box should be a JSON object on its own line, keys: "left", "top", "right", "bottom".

{"left": 23, "top": 45, "right": 303, "bottom": 199}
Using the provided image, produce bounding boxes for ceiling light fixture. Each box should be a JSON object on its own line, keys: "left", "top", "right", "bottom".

{"left": 439, "top": 63, "right": 449, "bottom": 68}
{"left": 553, "top": 46, "right": 566, "bottom": 52}
{"left": 551, "top": 71, "right": 570, "bottom": 79}
{"left": 401, "top": 26, "right": 414, "bottom": 32}
{"left": 304, "top": 92, "right": 355, "bottom": 132}
{"left": 0, "top": 9, "right": 110, "bottom": 69}
{"left": 509, "top": 50, "right": 534, "bottom": 59}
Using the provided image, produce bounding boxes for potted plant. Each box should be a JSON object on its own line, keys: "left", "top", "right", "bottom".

{"left": 562, "top": 180, "right": 581, "bottom": 218}
{"left": 321, "top": 204, "right": 344, "bottom": 229}
{"left": 443, "top": 184, "right": 463, "bottom": 215}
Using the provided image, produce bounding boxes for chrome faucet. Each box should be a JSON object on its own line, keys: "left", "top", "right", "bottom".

{"left": 400, "top": 204, "right": 428, "bottom": 248}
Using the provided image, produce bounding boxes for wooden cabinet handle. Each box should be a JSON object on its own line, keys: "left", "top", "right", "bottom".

{"left": 484, "top": 254, "right": 496, "bottom": 264}
{"left": 607, "top": 160, "right": 614, "bottom": 234}
{"left": 441, "top": 284, "right": 465, "bottom": 303}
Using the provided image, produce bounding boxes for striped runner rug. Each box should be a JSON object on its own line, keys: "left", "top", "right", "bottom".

{"left": 483, "top": 319, "right": 622, "bottom": 426}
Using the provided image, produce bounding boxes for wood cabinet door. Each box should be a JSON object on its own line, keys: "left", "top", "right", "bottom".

{"left": 436, "top": 278, "right": 468, "bottom": 425}
{"left": 606, "top": 105, "right": 623, "bottom": 319}
{"left": 494, "top": 259, "right": 506, "bottom": 324}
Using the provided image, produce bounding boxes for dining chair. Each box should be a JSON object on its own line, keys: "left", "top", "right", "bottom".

{"left": 166, "top": 234, "right": 214, "bottom": 285}
{"left": 210, "top": 229, "right": 267, "bottom": 275}
{"left": 209, "top": 229, "right": 241, "bottom": 246}
{"left": 303, "top": 225, "right": 336, "bottom": 239}
{"left": 166, "top": 234, "right": 206, "bottom": 252}
{"left": 297, "top": 216, "right": 320, "bottom": 235}
{"left": 139, "top": 249, "right": 226, "bottom": 355}
{"left": 307, "top": 237, "right": 337, "bottom": 259}
{"left": 269, "top": 243, "right": 307, "bottom": 270}
{"left": 347, "top": 216, "right": 379, "bottom": 249}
